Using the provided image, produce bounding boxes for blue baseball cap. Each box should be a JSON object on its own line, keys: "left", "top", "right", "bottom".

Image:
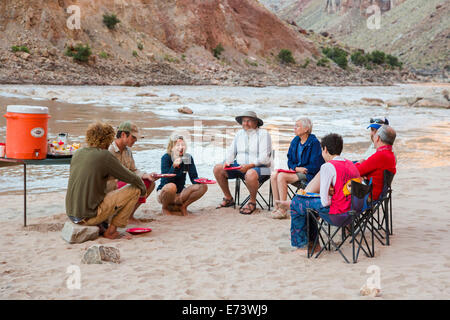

{"left": 367, "top": 117, "right": 389, "bottom": 130}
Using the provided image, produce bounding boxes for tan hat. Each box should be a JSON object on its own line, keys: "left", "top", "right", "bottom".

{"left": 118, "top": 121, "right": 139, "bottom": 137}
{"left": 235, "top": 111, "right": 263, "bottom": 127}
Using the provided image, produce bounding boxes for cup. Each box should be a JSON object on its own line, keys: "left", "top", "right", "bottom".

{"left": 0, "top": 143, "right": 5, "bottom": 158}
{"left": 58, "top": 133, "right": 68, "bottom": 146}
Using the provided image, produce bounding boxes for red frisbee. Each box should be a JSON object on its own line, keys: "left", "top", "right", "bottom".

{"left": 277, "top": 169, "right": 297, "bottom": 174}
{"left": 194, "top": 178, "right": 216, "bottom": 184}
{"left": 126, "top": 227, "right": 152, "bottom": 235}
{"left": 224, "top": 166, "right": 242, "bottom": 171}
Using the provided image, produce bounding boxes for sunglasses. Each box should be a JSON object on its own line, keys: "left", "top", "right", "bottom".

{"left": 370, "top": 118, "right": 386, "bottom": 125}
{"left": 171, "top": 135, "right": 184, "bottom": 141}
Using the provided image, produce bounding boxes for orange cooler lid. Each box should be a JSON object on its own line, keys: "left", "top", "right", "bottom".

{"left": 6, "top": 105, "right": 49, "bottom": 114}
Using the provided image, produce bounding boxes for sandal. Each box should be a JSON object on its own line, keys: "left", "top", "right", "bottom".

{"left": 216, "top": 197, "right": 235, "bottom": 209}
{"left": 240, "top": 202, "right": 257, "bottom": 215}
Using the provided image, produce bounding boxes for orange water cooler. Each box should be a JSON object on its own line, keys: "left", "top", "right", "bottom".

{"left": 4, "top": 105, "right": 51, "bottom": 160}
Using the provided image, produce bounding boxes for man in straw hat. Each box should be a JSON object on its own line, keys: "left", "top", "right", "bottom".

{"left": 107, "top": 121, "right": 160, "bottom": 224}
{"left": 213, "top": 111, "right": 273, "bottom": 215}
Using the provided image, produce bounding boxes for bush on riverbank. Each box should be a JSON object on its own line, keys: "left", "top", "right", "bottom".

{"left": 11, "top": 45, "right": 30, "bottom": 54}
{"left": 103, "top": 13, "right": 120, "bottom": 30}
{"left": 278, "top": 49, "right": 296, "bottom": 64}
{"left": 213, "top": 44, "right": 224, "bottom": 59}
{"left": 322, "top": 47, "right": 348, "bottom": 69}
{"left": 65, "top": 44, "right": 92, "bottom": 62}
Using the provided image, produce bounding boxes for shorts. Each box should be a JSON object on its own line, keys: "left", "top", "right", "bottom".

{"left": 291, "top": 172, "right": 307, "bottom": 189}
{"left": 225, "top": 160, "right": 270, "bottom": 183}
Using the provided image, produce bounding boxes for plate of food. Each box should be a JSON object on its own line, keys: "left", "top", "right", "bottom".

{"left": 126, "top": 227, "right": 152, "bottom": 235}
{"left": 194, "top": 178, "right": 217, "bottom": 184}
{"left": 224, "top": 166, "right": 242, "bottom": 171}
{"left": 296, "top": 189, "right": 320, "bottom": 198}
{"left": 277, "top": 169, "right": 297, "bottom": 174}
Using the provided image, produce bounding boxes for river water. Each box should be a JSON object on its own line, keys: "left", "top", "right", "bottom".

{"left": 0, "top": 84, "right": 449, "bottom": 197}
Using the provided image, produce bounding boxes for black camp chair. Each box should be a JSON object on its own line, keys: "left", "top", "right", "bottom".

{"left": 368, "top": 170, "right": 395, "bottom": 246}
{"left": 306, "top": 180, "right": 374, "bottom": 264}
{"left": 234, "top": 174, "right": 271, "bottom": 211}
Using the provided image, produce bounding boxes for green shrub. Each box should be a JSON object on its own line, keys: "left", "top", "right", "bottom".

{"left": 322, "top": 47, "right": 348, "bottom": 69}
{"left": 301, "top": 58, "right": 310, "bottom": 68}
{"left": 278, "top": 49, "right": 296, "bottom": 64}
{"left": 368, "top": 50, "right": 386, "bottom": 65}
{"left": 137, "top": 42, "right": 144, "bottom": 51}
{"left": 65, "top": 44, "right": 92, "bottom": 62}
{"left": 351, "top": 51, "right": 367, "bottom": 66}
{"left": 317, "top": 57, "right": 329, "bottom": 67}
{"left": 181, "top": 54, "right": 186, "bottom": 61}
{"left": 386, "top": 54, "right": 403, "bottom": 68}
{"left": 164, "top": 54, "right": 179, "bottom": 63}
{"left": 213, "top": 44, "right": 224, "bottom": 59}
{"left": 11, "top": 45, "right": 30, "bottom": 53}
{"left": 99, "top": 51, "right": 109, "bottom": 59}
{"left": 132, "top": 50, "right": 138, "bottom": 57}
{"left": 103, "top": 13, "right": 120, "bottom": 30}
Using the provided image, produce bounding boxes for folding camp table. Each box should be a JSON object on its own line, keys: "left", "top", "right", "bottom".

{"left": 0, "top": 157, "right": 71, "bottom": 227}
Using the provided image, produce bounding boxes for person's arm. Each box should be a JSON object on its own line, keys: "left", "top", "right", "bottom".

{"left": 161, "top": 154, "right": 177, "bottom": 174}
{"left": 255, "top": 129, "right": 272, "bottom": 167}
{"left": 106, "top": 153, "right": 146, "bottom": 196}
{"left": 287, "top": 138, "right": 296, "bottom": 170}
{"left": 355, "top": 152, "right": 379, "bottom": 177}
{"left": 303, "top": 140, "right": 324, "bottom": 176}
{"left": 319, "top": 163, "right": 335, "bottom": 207}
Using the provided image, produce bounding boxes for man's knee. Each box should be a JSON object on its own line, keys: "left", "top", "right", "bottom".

{"left": 197, "top": 183, "right": 208, "bottom": 194}
{"left": 245, "top": 169, "right": 258, "bottom": 181}
{"left": 213, "top": 164, "right": 224, "bottom": 176}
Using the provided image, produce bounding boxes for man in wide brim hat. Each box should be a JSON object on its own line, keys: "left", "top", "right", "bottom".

{"left": 235, "top": 111, "right": 264, "bottom": 127}
{"left": 213, "top": 110, "right": 273, "bottom": 215}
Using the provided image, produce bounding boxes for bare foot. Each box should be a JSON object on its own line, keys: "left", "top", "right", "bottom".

{"left": 162, "top": 208, "right": 183, "bottom": 216}
{"left": 180, "top": 205, "right": 193, "bottom": 216}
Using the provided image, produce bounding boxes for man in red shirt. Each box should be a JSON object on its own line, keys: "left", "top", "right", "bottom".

{"left": 355, "top": 125, "right": 397, "bottom": 200}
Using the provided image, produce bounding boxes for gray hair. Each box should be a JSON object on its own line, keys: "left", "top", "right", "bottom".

{"left": 376, "top": 125, "right": 396, "bottom": 145}
{"left": 295, "top": 117, "right": 313, "bottom": 134}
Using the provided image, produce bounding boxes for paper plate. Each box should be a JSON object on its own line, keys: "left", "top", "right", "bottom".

{"left": 194, "top": 178, "right": 216, "bottom": 184}
{"left": 156, "top": 173, "right": 177, "bottom": 178}
{"left": 126, "top": 227, "right": 152, "bottom": 235}
{"left": 224, "top": 166, "right": 242, "bottom": 171}
{"left": 297, "top": 192, "right": 320, "bottom": 198}
{"left": 277, "top": 169, "right": 296, "bottom": 174}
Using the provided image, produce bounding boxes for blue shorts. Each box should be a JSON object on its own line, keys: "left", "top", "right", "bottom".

{"left": 225, "top": 161, "right": 270, "bottom": 183}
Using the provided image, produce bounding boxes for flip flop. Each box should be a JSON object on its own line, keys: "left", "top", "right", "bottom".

{"left": 216, "top": 197, "right": 235, "bottom": 209}
{"left": 240, "top": 202, "right": 257, "bottom": 215}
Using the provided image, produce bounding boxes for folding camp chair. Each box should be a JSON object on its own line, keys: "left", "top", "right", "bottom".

{"left": 234, "top": 174, "right": 271, "bottom": 211}
{"left": 306, "top": 180, "right": 374, "bottom": 264}
{"left": 368, "top": 170, "right": 395, "bottom": 246}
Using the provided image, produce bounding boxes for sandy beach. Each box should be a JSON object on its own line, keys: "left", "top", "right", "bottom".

{"left": 1, "top": 153, "right": 450, "bottom": 300}
{"left": 0, "top": 84, "right": 449, "bottom": 300}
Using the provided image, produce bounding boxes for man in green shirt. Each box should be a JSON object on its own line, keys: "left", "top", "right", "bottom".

{"left": 65, "top": 122, "right": 147, "bottom": 240}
